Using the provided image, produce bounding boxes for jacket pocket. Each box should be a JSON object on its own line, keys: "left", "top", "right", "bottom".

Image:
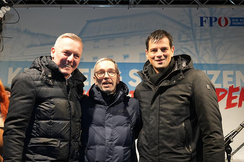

{"left": 26, "top": 138, "right": 67, "bottom": 161}
{"left": 181, "top": 120, "right": 192, "bottom": 154}
{"left": 28, "top": 137, "right": 60, "bottom": 147}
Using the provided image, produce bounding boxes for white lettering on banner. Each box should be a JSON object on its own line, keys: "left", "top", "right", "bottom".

{"left": 79, "top": 68, "right": 95, "bottom": 86}
{"left": 236, "top": 71, "right": 244, "bottom": 87}
{"left": 206, "top": 71, "right": 221, "bottom": 88}
{"left": 8, "top": 68, "right": 22, "bottom": 84}
{"left": 7, "top": 68, "right": 244, "bottom": 89}
{"left": 8, "top": 67, "right": 29, "bottom": 84}
{"left": 205, "top": 70, "right": 244, "bottom": 88}
{"left": 128, "top": 69, "right": 141, "bottom": 87}
{"left": 79, "top": 68, "right": 90, "bottom": 86}
{"left": 223, "top": 71, "right": 234, "bottom": 88}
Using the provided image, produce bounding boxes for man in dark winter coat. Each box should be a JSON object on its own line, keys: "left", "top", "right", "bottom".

{"left": 134, "top": 29, "right": 225, "bottom": 162}
{"left": 81, "top": 58, "right": 142, "bottom": 162}
{"left": 3, "top": 33, "right": 86, "bottom": 161}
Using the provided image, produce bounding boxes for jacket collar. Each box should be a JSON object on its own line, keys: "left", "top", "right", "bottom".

{"left": 30, "top": 56, "right": 86, "bottom": 86}
{"left": 88, "top": 81, "right": 129, "bottom": 106}
{"left": 138, "top": 54, "right": 193, "bottom": 82}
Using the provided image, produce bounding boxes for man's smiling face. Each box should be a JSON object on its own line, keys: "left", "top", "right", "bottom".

{"left": 146, "top": 37, "right": 174, "bottom": 73}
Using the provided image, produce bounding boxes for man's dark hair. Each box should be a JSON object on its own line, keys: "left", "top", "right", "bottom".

{"left": 145, "top": 29, "right": 174, "bottom": 50}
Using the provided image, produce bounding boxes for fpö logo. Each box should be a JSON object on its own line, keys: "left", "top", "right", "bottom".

{"left": 200, "top": 16, "right": 244, "bottom": 27}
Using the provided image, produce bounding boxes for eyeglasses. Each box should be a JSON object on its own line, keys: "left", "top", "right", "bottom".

{"left": 95, "top": 70, "right": 118, "bottom": 78}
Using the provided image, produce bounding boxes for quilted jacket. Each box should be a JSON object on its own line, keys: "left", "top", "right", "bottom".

{"left": 81, "top": 82, "right": 142, "bottom": 162}
{"left": 3, "top": 56, "right": 86, "bottom": 161}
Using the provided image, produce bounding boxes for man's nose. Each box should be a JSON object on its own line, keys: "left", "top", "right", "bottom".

{"left": 156, "top": 51, "right": 163, "bottom": 57}
{"left": 104, "top": 72, "right": 110, "bottom": 77}
{"left": 67, "top": 54, "right": 74, "bottom": 61}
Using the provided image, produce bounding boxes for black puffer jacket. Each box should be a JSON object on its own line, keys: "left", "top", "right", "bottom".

{"left": 81, "top": 82, "right": 142, "bottom": 162}
{"left": 3, "top": 56, "right": 86, "bottom": 161}
{"left": 134, "top": 54, "right": 225, "bottom": 162}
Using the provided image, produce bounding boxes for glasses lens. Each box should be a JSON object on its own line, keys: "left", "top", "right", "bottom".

{"left": 108, "top": 71, "right": 116, "bottom": 76}
{"left": 96, "top": 70, "right": 117, "bottom": 78}
{"left": 96, "top": 71, "right": 105, "bottom": 78}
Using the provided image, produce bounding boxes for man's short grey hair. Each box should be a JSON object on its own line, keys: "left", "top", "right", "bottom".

{"left": 94, "top": 58, "right": 119, "bottom": 75}
{"left": 54, "top": 33, "right": 83, "bottom": 47}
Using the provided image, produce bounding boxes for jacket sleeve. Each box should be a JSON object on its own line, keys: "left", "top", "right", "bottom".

{"left": 3, "top": 72, "right": 36, "bottom": 161}
{"left": 192, "top": 70, "right": 225, "bottom": 162}
{"left": 134, "top": 99, "right": 142, "bottom": 139}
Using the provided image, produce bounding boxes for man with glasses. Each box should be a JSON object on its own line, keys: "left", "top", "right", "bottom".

{"left": 81, "top": 58, "right": 142, "bottom": 162}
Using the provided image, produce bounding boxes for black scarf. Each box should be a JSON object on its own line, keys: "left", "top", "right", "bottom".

{"left": 148, "top": 57, "right": 175, "bottom": 86}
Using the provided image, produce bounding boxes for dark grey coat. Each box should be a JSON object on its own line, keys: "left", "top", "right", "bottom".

{"left": 134, "top": 54, "right": 225, "bottom": 162}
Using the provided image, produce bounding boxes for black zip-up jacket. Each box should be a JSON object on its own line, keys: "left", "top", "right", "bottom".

{"left": 3, "top": 56, "right": 86, "bottom": 161}
{"left": 134, "top": 54, "right": 225, "bottom": 162}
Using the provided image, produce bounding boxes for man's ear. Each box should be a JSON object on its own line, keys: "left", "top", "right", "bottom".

{"left": 171, "top": 46, "right": 175, "bottom": 56}
{"left": 51, "top": 47, "right": 55, "bottom": 58}
{"left": 116, "top": 73, "right": 120, "bottom": 84}
{"left": 145, "top": 49, "right": 149, "bottom": 59}
{"left": 93, "top": 76, "right": 97, "bottom": 85}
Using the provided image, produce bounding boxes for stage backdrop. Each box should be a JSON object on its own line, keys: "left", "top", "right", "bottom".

{"left": 0, "top": 6, "right": 244, "bottom": 161}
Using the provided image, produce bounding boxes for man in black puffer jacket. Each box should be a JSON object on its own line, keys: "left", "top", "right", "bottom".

{"left": 81, "top": 58, "right": 142, "bottom": 162}
{"left": 3, "top": 33, "right": 86, "bottom": 161}
{"left": 134, "top": 29, "right": 225, "bottom": 162}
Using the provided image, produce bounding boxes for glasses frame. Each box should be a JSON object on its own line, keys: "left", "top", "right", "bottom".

{"left": 94, "top": 70, "right": 118, "bottom": 79}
